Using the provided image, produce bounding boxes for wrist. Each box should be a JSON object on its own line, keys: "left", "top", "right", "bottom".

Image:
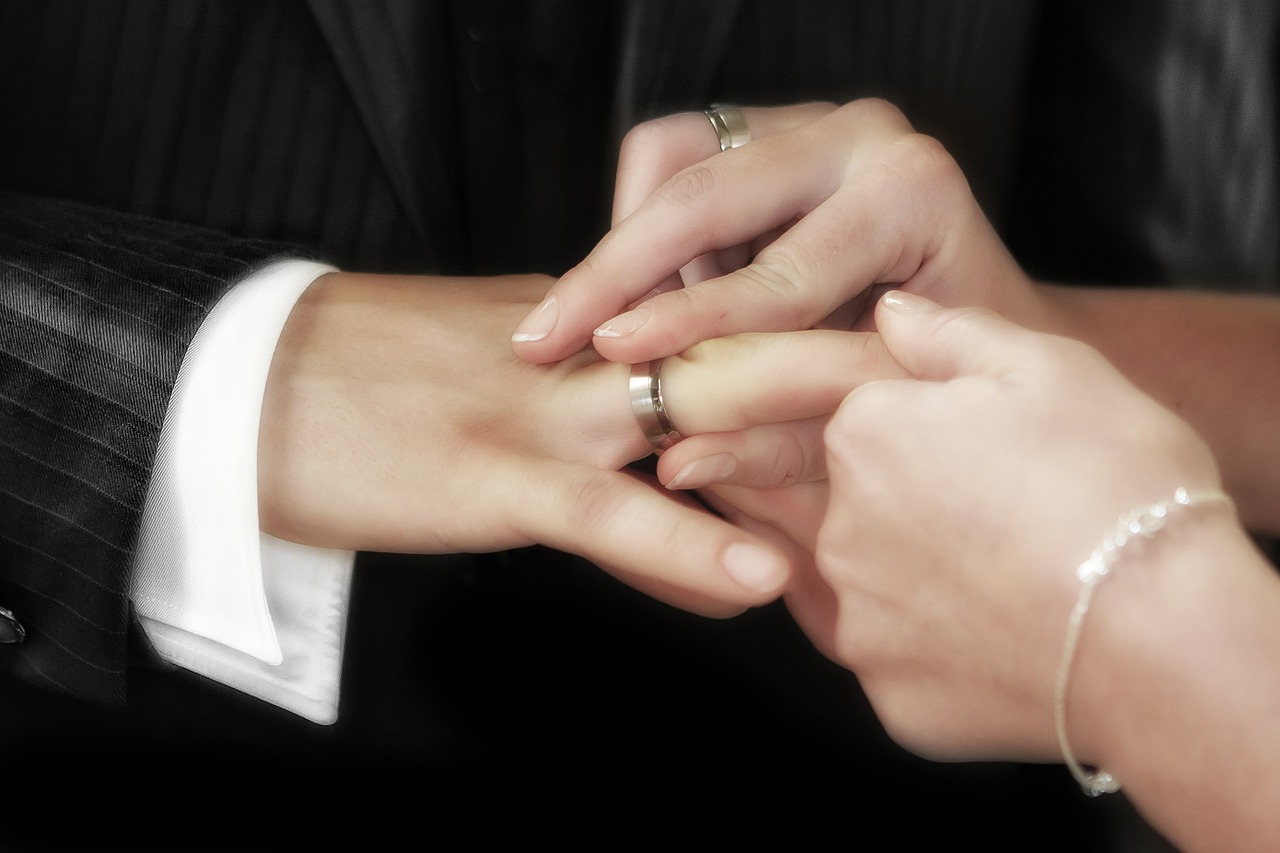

{"left": 257, "top": 272, "right": 339, "bottom": 544}
{"left": 1065, "top": 503, "right": 1262, "bottom": 782}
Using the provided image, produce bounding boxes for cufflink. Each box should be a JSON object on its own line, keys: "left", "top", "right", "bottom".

{"left": 0, "top": 606, "right": 26, "bottom": 643}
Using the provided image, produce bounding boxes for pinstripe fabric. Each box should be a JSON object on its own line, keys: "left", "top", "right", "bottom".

{"left": 0, "top": 0, "right": 510, "bottom": 712}
{"left": 0, "top": 0, "right": 419, "bottom": 709}
{"left": 0, "top": 4, "right": 1268, "bottom": 851}
{"left": 0, "top": 0, "right": 429, "bottom": 274}
{"left": 709, "top": 0, "right": 1040, "bottom": 230}
{"left": 0, "top": 0, "right": 432, "bottom": 707}
{"left": 0, "top": 0, "right": 1272, "bottom": 723}
{"left": 0, "top": 191, "right": 300, "bottom": 705}
{"left": 1010, "top": 0, "right": 1280, "bottom": 287}
{"left": 0, "top": 0, "right": 1038, "bottom": 716}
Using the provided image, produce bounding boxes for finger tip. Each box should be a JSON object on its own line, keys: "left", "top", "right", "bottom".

{"left": 722, "top": 541, "right": 790, "bottom": 597}
{"left": 510, "top": 334, "right": 545, "bottom": 351}
{"left": 509, "top": 337, "right": 559, "bottom": 363}
{"left": 663, "top": 452, "right": 738, "bottom": 490}
{"left": 589, "top": 336, "right": 645, "bottom": 364}
{"left": 513, "top": 329, "right": 604, "bottom": 364}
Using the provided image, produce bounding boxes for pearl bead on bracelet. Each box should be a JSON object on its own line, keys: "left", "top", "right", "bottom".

{"left": 1053, "top": 486, "right": 1235, "bottom": 796}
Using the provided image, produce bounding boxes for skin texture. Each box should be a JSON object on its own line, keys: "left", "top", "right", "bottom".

{"left": 257, "top": 271, "right": 802, "bottom": 616}
{"left": 806, "top": 293, "right": 1280, "bottom": 853}
{"left": 510, "top": 98, "right": 1280, "bottom": 850}
{"left": 512, "top": 98, "right": 1035, "bottom": 364}
{"left": 516, "top": 98, "right": 1280, "bottom": 535}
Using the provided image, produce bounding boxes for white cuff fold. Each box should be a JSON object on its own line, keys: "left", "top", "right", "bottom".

{"left": 132, "top": 259, "right": 353, "bottom": 724}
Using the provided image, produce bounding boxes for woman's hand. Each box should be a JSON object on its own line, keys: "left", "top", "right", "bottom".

{"left": 800, "top": 290, "right": 1280, "bottom": 853}
{"left": 801, "top": 291, "right": 1228, "bottom": 759}
{"left": 512, "top": 98, "right": 1040, "bottom": 366}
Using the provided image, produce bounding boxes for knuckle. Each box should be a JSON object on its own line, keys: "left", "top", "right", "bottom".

{"left": 891, "top": 130, "right": 949, "bottom": 164}
{"left": 786, "top": 99, "right": 841, "bottom": 126}
{"left": 813, "top": 527, "right": 856, "bottom": 590}
{"left": 824, "top": 382, "right": 895, "bottom": 460}
{"left": 656, "top": 162, "right": 723, "bottom": 212}
{"left": 812, "top": 534, "right": 839, "bottom": 581}
{"left": 618, "top": 115, "right": 680, "bottom": 164}
{"left": 883, "top": 133, "right": 968, "bottom": 196}
{"left": 835, "top": 96, "right": 911, "bottom": 131}
{"left": 822, "top": 404, "right": 860, "bottom": 463}
{"left": 733, "top": 256, "right": 812, "bottom": 328}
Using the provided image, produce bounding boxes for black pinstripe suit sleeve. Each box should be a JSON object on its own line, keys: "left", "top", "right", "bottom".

{"left": 0, "top": 189, "right": 310, "bottom": 707}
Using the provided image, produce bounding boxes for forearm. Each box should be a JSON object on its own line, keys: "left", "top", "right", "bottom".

{"left": 1076, "top": 516, "right": 1280, "bottom": 852}
{"left": 1029, "top": 284, "right": 1280, "bottom": 535}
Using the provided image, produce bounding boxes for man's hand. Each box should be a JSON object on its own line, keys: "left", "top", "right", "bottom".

{"left": 256, "top": 272, "right": 792, "bottom": 616}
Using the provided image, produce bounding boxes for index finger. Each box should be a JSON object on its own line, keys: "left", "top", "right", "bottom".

{"left": 512, "top": 99, "right": 913, "bottom": 364}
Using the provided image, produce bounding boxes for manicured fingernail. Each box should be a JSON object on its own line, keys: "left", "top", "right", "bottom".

{"left": 594, "top": 306, "right": 650, "bottom": 338}
{"left": 666, "top": 453, "right": 737, "bottom": 490}
{"left": 512, "top": 297, "right": 559, "bottom": 342}
{"left": 722, "top": 543, "right": 787, "bottom": 594}
{"left": 880, "top": 290, "right": 933, "bottom": 315}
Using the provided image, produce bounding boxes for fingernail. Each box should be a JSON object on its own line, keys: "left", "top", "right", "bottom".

{"left": 511, "top": 296, "right": 559, "bottom": 342}
{"left": 594, "top": 306, "right": 650, "bottom": 338}
{"left": 880, "top": 290, "right": 934, "bottom": 315}
{"left": 722, "top": 543, "right": 787, "bottom": 594}
{"left": 666, "top": 453, "right": 737, "bottom": 489}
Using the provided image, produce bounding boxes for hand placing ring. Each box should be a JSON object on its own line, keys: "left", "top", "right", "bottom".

{"left": 626, "top": 104, "right": 748, "bottom": 453}
{"left": 630, "top": 360, "right": 683, "bottom": 449}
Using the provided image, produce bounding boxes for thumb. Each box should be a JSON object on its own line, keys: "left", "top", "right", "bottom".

{"left": 873, "top": 290, "right": 1038, "bottom": 381}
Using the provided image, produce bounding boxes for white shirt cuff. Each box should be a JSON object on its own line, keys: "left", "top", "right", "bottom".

{"left": 131, "top": 258, "right": 353, "bottom": 725}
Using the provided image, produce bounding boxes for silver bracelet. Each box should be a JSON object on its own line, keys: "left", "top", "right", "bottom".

{"left": 1053, "top": 486, "right": 1235, "bottom": 796}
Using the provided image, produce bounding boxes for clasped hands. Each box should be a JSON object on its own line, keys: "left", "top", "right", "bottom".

{"left": 515, "top": 96, "right": 1239, "bottom": 777}
{"left": 259, "top": 99, "right": 1233, "bottom": 771}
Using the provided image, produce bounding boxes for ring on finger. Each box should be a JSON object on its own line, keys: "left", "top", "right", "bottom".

{"left": 630, "top": 360, "right": 683, "bottom": 450}
{"left": 704, "top": 103, "right": 751, "bottom": 151}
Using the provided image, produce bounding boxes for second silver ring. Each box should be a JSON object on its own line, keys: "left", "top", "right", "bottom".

{"left": 704, "top": 103, "right": 751, "bottom": 152}
{"left": 630, "top": 360, "right": 683, "bottom": 450}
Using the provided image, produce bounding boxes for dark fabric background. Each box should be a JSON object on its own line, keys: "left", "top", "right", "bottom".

{"left": 3, "top": 1, "right": 1275, "bottom": 849}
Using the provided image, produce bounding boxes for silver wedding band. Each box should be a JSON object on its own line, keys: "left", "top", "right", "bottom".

{"left": 630, "top": 360, "right": 683, "bottom": 450}
{"left": 704, "top": 103, "right": 751, "bottom": 151}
